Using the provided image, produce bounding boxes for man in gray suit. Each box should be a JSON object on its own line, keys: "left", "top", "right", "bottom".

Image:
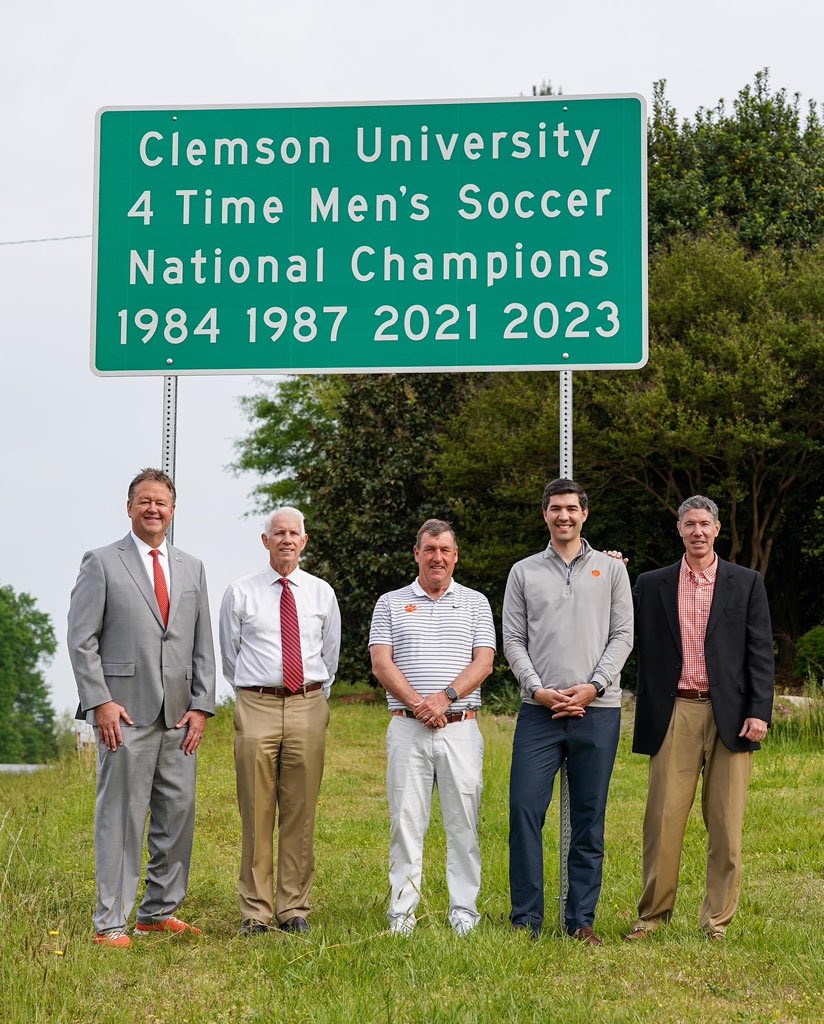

{"left": 68, "top": 468, "right": 215, "bottom": 948}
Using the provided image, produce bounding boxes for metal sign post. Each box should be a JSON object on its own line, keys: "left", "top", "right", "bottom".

{"left": 558, "top": 369, "right": 573, "bottom": 928}
{"left": 162, "top": 375, "right": 178, "bottom": 543}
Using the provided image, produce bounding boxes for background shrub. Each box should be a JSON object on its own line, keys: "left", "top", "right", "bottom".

{"left": 795, "top": 625, "right": 824, "bottom": 682}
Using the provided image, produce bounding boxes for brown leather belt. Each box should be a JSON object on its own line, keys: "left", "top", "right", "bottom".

{"left": 392, "top": 708, "right": 478, "bottom": 723}
{"left": 245, "top": 682, "right": 323, "bottom": 697}
{"left": 677, "top": 689, "right": 711, "bottom": 701}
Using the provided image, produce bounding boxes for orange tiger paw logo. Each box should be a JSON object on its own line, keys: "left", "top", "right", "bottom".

{"left": 404, "top": 604, "right": 417, "bottom": 612}
{"left": 591, "top": 570, "right": 601, "bottom": 577}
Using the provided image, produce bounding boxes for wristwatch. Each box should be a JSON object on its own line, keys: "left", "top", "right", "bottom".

{"left": 444, "top": 686, "right": 459, "bottom": 702}
{"left": 591, "top": 680, "right": 606, "bottom": 699}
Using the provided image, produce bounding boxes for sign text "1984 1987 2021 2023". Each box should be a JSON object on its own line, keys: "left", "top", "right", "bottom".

{"left": 116, "top": 299, "right": 622, "bottom": 348}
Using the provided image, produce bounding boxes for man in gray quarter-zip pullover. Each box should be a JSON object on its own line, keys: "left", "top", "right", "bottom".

{"left": 503, "top": 478, "right": 633, "bottom": 945}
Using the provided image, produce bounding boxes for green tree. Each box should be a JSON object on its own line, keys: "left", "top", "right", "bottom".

{"left": 233, "top": 375, "right": 346, "bottom": 511}
{"left": 649, "top": 70, "right": 824, "bottom": 252}
{"left": 586, "top": 234, "right": 824, "bottom": 576}
{"left": 0, "top": 584, "right": 57, "bottom": 762}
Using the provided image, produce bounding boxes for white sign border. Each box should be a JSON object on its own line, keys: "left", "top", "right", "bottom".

{"left": 91, "top": 93, "right": 648, "bottom": 377}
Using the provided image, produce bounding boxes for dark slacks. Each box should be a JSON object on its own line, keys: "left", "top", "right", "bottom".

{"left": 509, "top": 702, "right": 620, "bottom": 934}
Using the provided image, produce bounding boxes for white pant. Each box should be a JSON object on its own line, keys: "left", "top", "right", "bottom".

{"left": 386, "top": 716, "right": 484, "bottom": 925}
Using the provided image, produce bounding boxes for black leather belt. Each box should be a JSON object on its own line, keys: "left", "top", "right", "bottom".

{"left": 677, "top": 689, "right": 711, "bottom": 701}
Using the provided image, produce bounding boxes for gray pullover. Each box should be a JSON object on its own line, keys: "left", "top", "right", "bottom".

{"left": 503, "top": 539, "right": 633, "bottom": 708}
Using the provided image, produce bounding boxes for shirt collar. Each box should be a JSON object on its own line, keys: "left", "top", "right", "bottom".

{"left": 412, "top": 577, "right": 456, "bottom": 600}
{"left": 131, "top": 532, "right": 168, "bottom": 558}
{"left": 544, "top": 536, "right": 591, "bottom": 561}
{"left": 680, "top": 553, "right": 717, "bottom": 583}
{"left": 266, "top": 564, "right": 303, "bottom": 585}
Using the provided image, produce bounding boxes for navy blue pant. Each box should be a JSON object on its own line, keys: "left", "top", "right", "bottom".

{"left": 509, "top": 702, "right": 620, "bottom": 934}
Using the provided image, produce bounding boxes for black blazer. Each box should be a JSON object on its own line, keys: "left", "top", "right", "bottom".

{"left": 632, "top": 558, "right": 774, "bottom": 756}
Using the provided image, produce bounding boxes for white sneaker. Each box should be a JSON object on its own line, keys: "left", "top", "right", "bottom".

{"left": 450, "top": 913, "right": 478, "bottom": 937}
{"left": 388, "top": 915, "right": 416, "bottom": 936}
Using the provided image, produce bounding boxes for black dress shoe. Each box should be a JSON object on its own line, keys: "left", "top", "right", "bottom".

{"left": 240, "top": 920, "right": 270, "bottom": 936}
{"left": 280, "top": 917, "right": 310, "bottom": 933}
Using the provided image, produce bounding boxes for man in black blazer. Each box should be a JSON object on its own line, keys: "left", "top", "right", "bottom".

{"left": 625, "top": 495, "right": 774, "bottom": 942}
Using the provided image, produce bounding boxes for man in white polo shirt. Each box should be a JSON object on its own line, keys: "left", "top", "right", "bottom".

{"left": 369, "top": 519, "right": 496, "bottom": 937}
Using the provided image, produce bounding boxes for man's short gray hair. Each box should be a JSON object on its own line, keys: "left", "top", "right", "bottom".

{"left": 264, "top": 506, "right": 306, "bottom": 536}
{"left": 677, "top": 495, "right": 719, "bottom": 522}
{"left": 415, "top": 518, "right": 457, "bottom": 548}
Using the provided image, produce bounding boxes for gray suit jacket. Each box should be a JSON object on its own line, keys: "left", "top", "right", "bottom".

{"left": 68, "top": 534, "right": 216, "bottom": 727}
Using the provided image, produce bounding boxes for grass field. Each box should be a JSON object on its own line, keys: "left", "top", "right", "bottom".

{"left": 1, "top": 698, "right": 822, "bottom": 1024}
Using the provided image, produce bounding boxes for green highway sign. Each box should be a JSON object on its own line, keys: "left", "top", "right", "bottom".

{"left": 92, "top": 96, "right": 647, "bottom": 375}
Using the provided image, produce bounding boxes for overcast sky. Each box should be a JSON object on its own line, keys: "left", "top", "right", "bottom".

{"left": 2, "top": 1, "right": 823, "bottom": 714}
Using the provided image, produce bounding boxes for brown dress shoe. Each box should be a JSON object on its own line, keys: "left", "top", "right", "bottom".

{"left": 572, "top": 926, "right": 602, "bottom": 946}
{"left": 624, "top": 927, "right": 652, "bottom": 942}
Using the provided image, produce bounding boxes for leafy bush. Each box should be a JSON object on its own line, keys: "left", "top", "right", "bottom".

{"left": 795, "top": 625, "right": 824, "bottom": 682}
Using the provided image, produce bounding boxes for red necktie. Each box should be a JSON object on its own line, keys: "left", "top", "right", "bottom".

{"left": 150, "top": 549, "right": 170, "bottom": 627}
{"left": 279, "top": 578, "right": 304, "bottom": 693}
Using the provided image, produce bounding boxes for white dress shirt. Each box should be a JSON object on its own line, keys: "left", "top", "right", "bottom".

{"left": 130, "top": 532, "right": 171, "bottom": 595}
{"left": 219, "top": 565, "right": 341, "bottom": 697}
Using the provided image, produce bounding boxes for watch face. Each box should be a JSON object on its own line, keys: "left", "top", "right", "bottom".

{"left": 446, "top": 687, "right": 458, "bottom": 701}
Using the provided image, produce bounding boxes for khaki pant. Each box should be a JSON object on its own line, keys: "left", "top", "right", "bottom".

{"left": 234, "top": 687, "right": 329, "bottom": 926}
{"left": 635, "top": 698, "right": 752, "bottom": 937}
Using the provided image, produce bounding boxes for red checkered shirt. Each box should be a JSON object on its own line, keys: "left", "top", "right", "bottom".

{"left": 677, "top": 554, "right": 717, "bottom": 693}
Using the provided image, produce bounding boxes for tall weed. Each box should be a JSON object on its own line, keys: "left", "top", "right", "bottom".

{"left": 769, "top": 678, "right": 824, "bottom": 750}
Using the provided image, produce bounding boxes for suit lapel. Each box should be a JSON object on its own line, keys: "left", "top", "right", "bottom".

{"left": 167, "top": 544, "right": 184, "bottom": 627}
{"left": 706, "top": 558, "right": 733, "bottom": 640}
{"left": 117, "top": 534, "right": 166, "bottom": 629}
{"left": 657, "top": 563, "right": 682, "bottom": 651}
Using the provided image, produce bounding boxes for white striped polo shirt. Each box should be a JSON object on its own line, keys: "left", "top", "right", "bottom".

{"left": 369, "top": 578, "right": 496, "bottom": 712}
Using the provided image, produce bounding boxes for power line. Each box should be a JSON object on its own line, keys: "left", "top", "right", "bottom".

{"left": 0, "top": 233, "right": 91, "bottom": 246}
